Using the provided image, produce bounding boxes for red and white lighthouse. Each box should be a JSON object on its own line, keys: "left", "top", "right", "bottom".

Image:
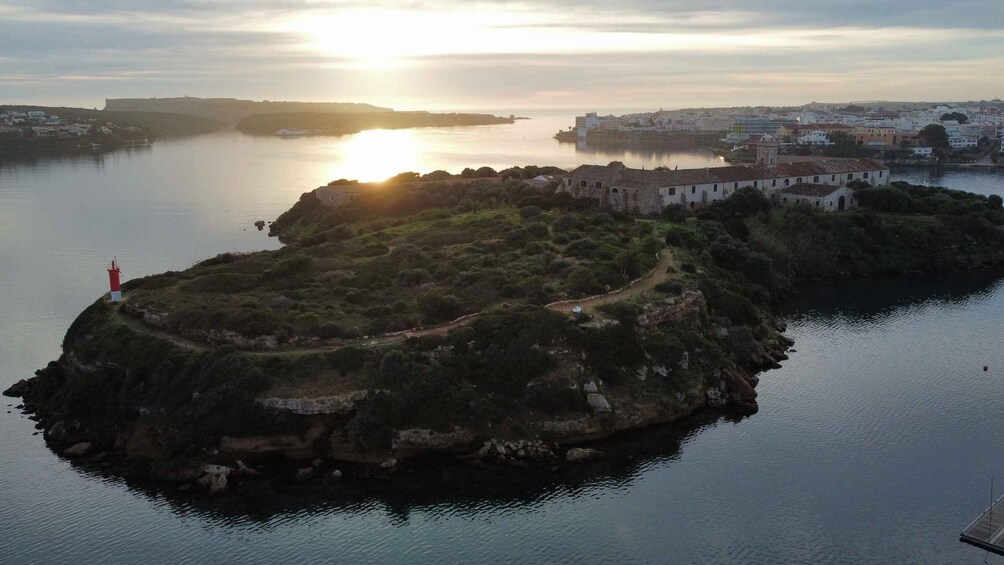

{"left": 108, "top": 259, "right": 122, "bottom": 302}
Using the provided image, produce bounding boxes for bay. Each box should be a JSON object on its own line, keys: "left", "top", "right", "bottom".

{"left": 1, "top": 113, "right": 1003, "bottom": 563}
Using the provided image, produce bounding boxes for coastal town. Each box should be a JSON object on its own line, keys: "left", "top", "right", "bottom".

{"left": 0, "top": 108, "right": 144, "bottom": 143}
{"left": 560, "top": 102, "right": 1004, "bottom": 165}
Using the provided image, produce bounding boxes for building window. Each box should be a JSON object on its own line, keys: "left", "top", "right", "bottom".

{"left": 580, "top": 180, "right": 587, "bottom": 187}
{"left": 813, "top": 176, "right": 819, "bottom": 183}
{"left": 691, "top": 186, "right": 696, "bottom": 194}
{"left": 831, "top": 175, "right": 836, "bottom": 181}
{"left": 784, "top": 179, "right": 790, "bottom": 186}
{"left": 713, "top": 184, "right": 718, "bottom": 190}
{"left": 847, "top": 173, "right": 853, "bottom": 180}
{"left": 772, "top": 179, "right": 777, "bottom": 187}
{"left": 714, "top": 186, "right": 718, "bottom": 192}
{"left": 734, "top": 182, "right": 738, "bottom": 189}
{"left": 863, "top": 172, "right": 869, "bottom": 178}
{"left": 611, "top": 188, "right": 619, "bottom": 193}
{"left": 668, "top": 187, "right": 676, "bottom": 196}
{"left": 596, "top": 181, "right": 603, "bottom": 188}
{"left": 879, "top": 171, "right": 883, "bottom": 177}
{"left": 797, "top": 177, "right": 802, "bottom": 183}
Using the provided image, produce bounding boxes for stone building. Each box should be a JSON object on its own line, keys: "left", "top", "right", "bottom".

{"left": 315, "top": 183, "right": 367, "bottom": 207}
{"left": 559, "top": 146, "right": 888, "bottom": 214}
{"left": 775, "top": 184, "right": 857, "bottom": 212}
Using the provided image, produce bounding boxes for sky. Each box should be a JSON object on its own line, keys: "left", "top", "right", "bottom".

{"left": 1, "top": 0, "right": 1003, "bottom": 111}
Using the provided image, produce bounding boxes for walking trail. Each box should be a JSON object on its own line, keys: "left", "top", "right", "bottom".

{"left": 115, "top": 248, "right": 675, "bottom": 355}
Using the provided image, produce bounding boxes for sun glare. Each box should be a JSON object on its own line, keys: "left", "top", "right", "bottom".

{"left": 330, "top": 129, "right": 421, "bottom": 182}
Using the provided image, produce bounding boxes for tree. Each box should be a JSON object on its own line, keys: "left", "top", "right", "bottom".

{"left": 820, "top": 130, "right": 868, "bottom": 158}
{"left": 918, "top": 124, "right": 949, "bottom": 149}
{"left": 940, "top": 111, "right": 968, "bottom": 124}
{"left": 661, "top": 204, "right": 688, "bottom": 222}
{"left": 988, "top": 195, "right": 1003, "bottom": 210}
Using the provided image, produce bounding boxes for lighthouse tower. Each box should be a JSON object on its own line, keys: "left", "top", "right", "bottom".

{"left": 108, "top": 259, "right": 122, "bottom": 302}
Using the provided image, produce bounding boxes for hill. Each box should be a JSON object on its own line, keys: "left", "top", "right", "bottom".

{"left": 8, "top": 177, "right": 1004, "bottom": 492}
{"left": 235, "top": 111, "right": 515, "bottom": 136}
{"left": 104, "top": 97, "right": 391, "bottom": 125}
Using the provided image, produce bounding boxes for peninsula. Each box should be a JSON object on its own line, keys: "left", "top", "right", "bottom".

{"left": 8, "top": 165, "right": 1004, "bottom": 495}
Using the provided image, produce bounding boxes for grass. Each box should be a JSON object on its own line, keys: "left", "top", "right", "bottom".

{"left": 126, "top": 203, "right": 664, "bottom": 340}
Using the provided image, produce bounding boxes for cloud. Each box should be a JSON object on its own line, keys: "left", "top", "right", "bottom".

{"left": 0, "top": 0, "right": 1001, "bottom": 108}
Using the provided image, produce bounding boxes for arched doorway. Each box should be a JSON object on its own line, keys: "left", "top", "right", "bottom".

{"left": 838, "top": 195, "right": 846, "bottom": 210}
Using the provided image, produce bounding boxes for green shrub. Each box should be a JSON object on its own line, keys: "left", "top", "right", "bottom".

{"left": 654, "top": 281, "right": 684, "bottom": 295}
{"left": 662, "top": 204, "right": 688, "bottom": 222}
{"left": 294, "top": 311, "right": 321, "bottom": 332}
{"left": 181, "top": 273, "right": 259, "bottom": 294}
{"left": 264, "top": 254, "right": 314, "bottom": 278}
{"left": 417, "top": 290, "right": 463, "bottom": 323}
{"left": 196, "top": 253, "right": 238, "bottom": 267}
{"left": 568, "top": 267, "right": 600, "bottom": 294}
{"left": 398, "top": 268, "right": 431, "bottom": 285}
{"left": 664, "top": 231, "right": 684, "bottom": 246}
{"left": 319, "top": 322, "right": 348, "bottom": 339}
{"left": 552, "top": 213, "right": 578, "bottom": 232}
{"left": 519, "top": 206, "right": 542, "bottom": 219}
{"left": 345, "top": 394, "right": 395, "bottom": 449}
{"left": 526, "top": 222, "right": 549, "bottom": 239}
{"left": 505, "top": 228, "right": 530, "bottom": 249}
{"left": 224, "top": 309, "right": 280, "bottom": 336}
{"left": 326, "top": 346, "right": 366, "bottom": 375}
{"left": 525, "top": 380, "right": 582, "bottom": 414}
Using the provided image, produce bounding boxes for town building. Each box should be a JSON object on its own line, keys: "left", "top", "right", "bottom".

{"left": 727, "top": 118, "right": 797, "bottom": 143}
{"left": 851, "top": 126, "right": 919, "bottom": 148}
{"left": 948, "top": 136, "right": 979, "bottom": 149}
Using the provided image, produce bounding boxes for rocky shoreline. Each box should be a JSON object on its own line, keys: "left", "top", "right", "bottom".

{"left": 4, "top": 305, "right": 788, "bottom": 497}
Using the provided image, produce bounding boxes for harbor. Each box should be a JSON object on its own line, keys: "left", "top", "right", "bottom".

{"left": 962, "top": 493, "right": 1004, "bottom": 556}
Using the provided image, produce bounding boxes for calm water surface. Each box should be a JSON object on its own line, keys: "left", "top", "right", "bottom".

{"left": 2, "top": 115, "right": 1004, "bottom": 563}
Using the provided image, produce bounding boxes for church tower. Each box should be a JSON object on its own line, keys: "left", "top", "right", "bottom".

{"left": 756, "top": 135, "right": 779, "bottom": 168}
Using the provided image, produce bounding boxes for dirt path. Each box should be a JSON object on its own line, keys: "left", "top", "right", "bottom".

{"left": 115, "top": 248, "right": 675, "bottom": 354}
{"left": 546, "top": 249, "right": 675, "bottom": 314}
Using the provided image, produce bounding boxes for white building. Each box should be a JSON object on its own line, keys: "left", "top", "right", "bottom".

{"left": 911, "top": 147, "right": 934, "bottom": 157}
{"left": 796, "top": 130, "right": 833, "bottom": 145}
{"left": 948, "top": 136, "right": 978, "bottom": 149}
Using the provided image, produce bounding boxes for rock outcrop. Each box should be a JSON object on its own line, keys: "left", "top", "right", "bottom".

{"left": 636, "top": 290, "right": 706, "bottom": 328}
{"left": 258, "top": 391, "right": 371, "bottom": 416}
{"left": 565, "top": 447, "right": 604, "bottom": 463}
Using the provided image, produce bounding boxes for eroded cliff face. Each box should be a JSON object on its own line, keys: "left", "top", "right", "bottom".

{"left": 7, "top": 285, "right": 788, "bottom": 495}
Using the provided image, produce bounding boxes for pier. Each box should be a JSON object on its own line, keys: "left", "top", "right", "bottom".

{"left": 961, "top": 494, "right": 1004, "bottom": 556}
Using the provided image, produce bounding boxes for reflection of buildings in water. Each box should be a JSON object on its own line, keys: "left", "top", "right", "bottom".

{"left": 570, "top": 140, "right": 724, "bottom": 170}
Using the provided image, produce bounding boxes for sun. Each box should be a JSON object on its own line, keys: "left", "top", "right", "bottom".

{"left": 328, "top": 129, "right": 421, "bottom": 183}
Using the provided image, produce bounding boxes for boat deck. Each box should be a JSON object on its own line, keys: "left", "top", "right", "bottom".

{"left": 961, "top": 494, "right": 1004, "bottom": 556}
